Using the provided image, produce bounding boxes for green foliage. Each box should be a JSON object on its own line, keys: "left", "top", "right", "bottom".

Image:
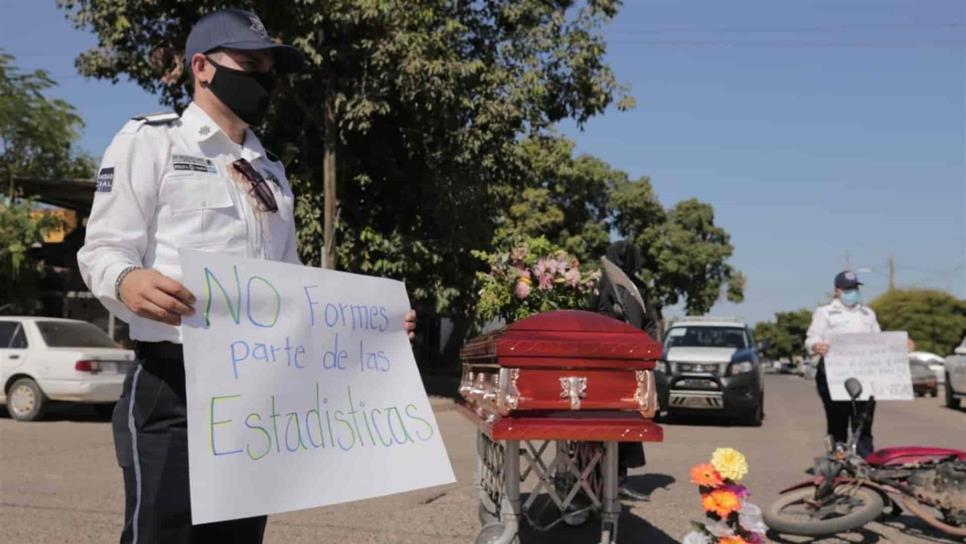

{"left": 496, "top": 136, "right": 745, "bottom": 325}
{"left": 869, "top": 288, "right": 966, "bottom": 356}
{"left": 58, "top": 0, "right": 631, "bottom": 318}
{"left": 497, "top": 136, "right": 622, "bottom": 264}
{"left": 0, "top": 51, "right": 95, "bottom": 188}
{"left": 58, "top": 0, "right": 744, "bottom": 335}
{"left": 0, "top": 199, "right": 62, "bottom": 313}
{"left": 754, "top": 309, "right": 812, "bottom": 361}
{"left": 611, "top": 189, "right": 744, "bottom": 319}
{"left": 473, "top": 236, "right": 599, "bottom": 326}
{"left": 0, "top": 52, "right": 91, "bottom": 313}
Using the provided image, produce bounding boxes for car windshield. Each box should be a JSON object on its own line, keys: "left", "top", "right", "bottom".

{"left": 665, "top": 326, "right": 747, "bottom": 350}
{"left": 35, "top": 321, "right": 118, "bottom": 348}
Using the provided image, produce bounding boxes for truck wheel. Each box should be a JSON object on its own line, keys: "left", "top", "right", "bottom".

{"left": 7, "top": 378, "right": 48, "bottom": 422}
{"left": 946, "top": 376, "right": 961, "bottom": 409}
{"left": 742, "top": 395, "right": 764, "bottom": 427}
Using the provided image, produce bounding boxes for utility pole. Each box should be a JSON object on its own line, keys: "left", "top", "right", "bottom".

{"left": 888, "top": 255, "right": 895, "bottom": 290}
{"left": 322, "top": 77, "right": 337, "bottom": 270}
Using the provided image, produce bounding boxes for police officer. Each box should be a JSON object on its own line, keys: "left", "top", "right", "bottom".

{"left": 805, "top": 271, "right": 880, "bottom": 457}
{"left": 78, "top": 9, "right": 415, "bottom": 543}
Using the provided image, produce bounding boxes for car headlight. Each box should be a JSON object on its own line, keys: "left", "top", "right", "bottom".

{"left": 729, "top": 361, "right": 754, "bottom": 375}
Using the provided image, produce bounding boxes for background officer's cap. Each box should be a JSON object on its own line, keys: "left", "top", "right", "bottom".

{"left": 834, "top": 270, "right": 863, "bottom": 290}
{"left": 185, "top": 9, "right": 304, "bottom": 73}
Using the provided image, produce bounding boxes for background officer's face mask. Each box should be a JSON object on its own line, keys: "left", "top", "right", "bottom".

{"left": 840, "top": 289, "right": 861, "bottom": 307}
{"left": 206, "top": 56, "right": 275, "bottom": 126}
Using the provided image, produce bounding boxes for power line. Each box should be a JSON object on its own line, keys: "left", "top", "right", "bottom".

{"left": 607, "top": 22, "right": 966, "bottom": 35}
{"left": 606, "top": 39, "right": 966, "bottom": 48}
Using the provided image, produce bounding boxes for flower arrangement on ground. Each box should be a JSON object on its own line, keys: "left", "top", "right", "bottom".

{"left": 473, "top": 236, "right": 600, "bottom": 325}
{"left": 683, "top": 448, "right": 768, "bottom": 544}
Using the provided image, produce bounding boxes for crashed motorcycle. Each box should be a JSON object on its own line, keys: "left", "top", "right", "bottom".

{"left": 764, "top": 377, "right": 966, "bottom": 538}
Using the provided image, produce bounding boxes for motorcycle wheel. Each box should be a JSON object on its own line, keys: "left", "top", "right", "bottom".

{"left": 764, "top": 485, "right": 884, "bottom": 537}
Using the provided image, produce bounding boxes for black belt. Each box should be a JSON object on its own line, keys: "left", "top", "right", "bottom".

{"left": 134, "top": 341, "right": 184, "bottom": 363}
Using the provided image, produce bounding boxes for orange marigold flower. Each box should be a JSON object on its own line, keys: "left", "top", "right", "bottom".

{"left": 702, "top": 489, "right": 742, "bottom": 518}
{"left": 719, "top": 537, "right": 749, "bottom": 544}
{"left": 690, "top": 463, "right": 724, "bottom": 487}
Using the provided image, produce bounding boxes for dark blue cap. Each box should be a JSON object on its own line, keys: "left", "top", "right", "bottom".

{"left": 185, "top": 9, "right": 304, "bottom": 73}
{"left": 834, "top": 270, "right": 863, "bottom": 290}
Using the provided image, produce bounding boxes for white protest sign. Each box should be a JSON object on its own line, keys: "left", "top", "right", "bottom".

{"left": 179, "top": 250, "right": 455, "bottom": 524}
{"left": 824, "top": 331, "right": 912, "bottom": 401}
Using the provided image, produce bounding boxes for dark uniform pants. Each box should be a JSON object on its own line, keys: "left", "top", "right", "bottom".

{"left": 816, "top": 361, "right": 876, "bottom": 458}
{"left": 113, "top": 343, "right": 267, "bottom": 543}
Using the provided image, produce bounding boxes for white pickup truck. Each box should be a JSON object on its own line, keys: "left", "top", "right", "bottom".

{"left": 0, "top": 317, "right": 134, "bottom": 421}
{"left": 945, "top": 337, "right": 966, "bottom": 410}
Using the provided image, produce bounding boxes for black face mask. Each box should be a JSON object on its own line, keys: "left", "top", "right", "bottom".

{"left": 206, "top": 57, "right": 275, "bottom": 126}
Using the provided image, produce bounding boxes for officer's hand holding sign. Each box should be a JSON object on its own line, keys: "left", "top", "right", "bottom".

{"left": 118, "top": 269, "right": 196, "bottom": 325}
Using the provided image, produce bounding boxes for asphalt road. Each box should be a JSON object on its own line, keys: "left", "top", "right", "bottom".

{"left": 1, "top": 374, "right": 963, "bottom": 543}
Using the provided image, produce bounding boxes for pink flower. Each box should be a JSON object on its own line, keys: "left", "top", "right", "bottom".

{"left": 564, "top": 268, "right": 581, "bottom": 287}
{"left": 537, "top": 271, "right": 554, "bottom": 291}
{"left": 514, "top": 280, "right": 531, "bottom": 299}
{"left": 547, "top": 259, "right": 567, "bottom": 275}
{"left": 510, "top": 246, "right": 526, "bottom": 263}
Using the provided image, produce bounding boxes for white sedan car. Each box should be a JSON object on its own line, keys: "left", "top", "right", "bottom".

{"left": 0, "top": 317, "right": 134, "bottom": 421}
{"left": 909, "top": 350, "right": 946, "bottom": 384}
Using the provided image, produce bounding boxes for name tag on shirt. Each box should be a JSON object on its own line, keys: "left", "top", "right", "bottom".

{"left": 172, "top": 154, "right": 217, "bottom": 174}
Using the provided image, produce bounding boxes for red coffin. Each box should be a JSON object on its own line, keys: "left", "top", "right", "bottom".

{"left": 459, "top": 310, "right": 662, "bottom": 422}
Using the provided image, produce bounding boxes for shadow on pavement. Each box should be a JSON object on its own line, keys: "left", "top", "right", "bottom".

{"left": 767, "top": 513, "right": 964, "bottom": 544}
{"left": 0, "top": 403, "right": 113, "bottom": 423}
{"left": 514, "top": 502, "right": 680, "bottom": 543}
{"left": 626, "top": 472, "right": 675, "bottom": 495}
{"left": 767, "top": 527, "right": 885, "bottom": 543}
{"left": 880, "top": 513, "right": 966, "bottom": 544}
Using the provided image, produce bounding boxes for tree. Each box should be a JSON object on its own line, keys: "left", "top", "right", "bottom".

{"left": 0, "top": 51, "right": 95, "bottom": 195}
{"left": 0, "top": 200, "right": 62, "bottom": 313}
{"left": 492, "top": 135, "right": 745, "bottom": 327}
{"left": 57, "top": 0, "right": 632, "bottom": 320}
{"left": 0, "top": 52, "right": 91, "bottom": 313}
{"left": 753, "top": 309, "right": 812, "bottom": 361}
{"left": 612, "top": 188, "right": 745, "bottom": 322}
{"left": 869, "top": 288, "right": 966, "bottom": 356}
{"left": 496, "top": 135, "right": 623, "bottom": 265}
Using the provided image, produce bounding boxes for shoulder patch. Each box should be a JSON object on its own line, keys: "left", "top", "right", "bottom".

{"left": 131, "top": 111, "right": 180, "bottom": 125}
{"left": 95, "top": 167, "right": 114, "bottom": 193}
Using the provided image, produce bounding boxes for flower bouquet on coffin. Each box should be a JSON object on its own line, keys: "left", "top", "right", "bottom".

{"left": 683, "top": 448, "right": 768, "bottom": 544}
{"left": 473, "top": 236, "right": 600, "bottom": 325}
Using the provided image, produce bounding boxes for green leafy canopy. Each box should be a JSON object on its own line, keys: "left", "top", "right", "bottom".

{"left": 58, "top": 0, "right": 632, "bottom": 319}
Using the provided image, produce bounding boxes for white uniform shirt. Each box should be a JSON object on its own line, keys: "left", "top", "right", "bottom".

{"left": 78, "top": 103, "right": 299, "bottom": 343}
{"left": 804, "top": 298, "right": 881, "bottom": 355}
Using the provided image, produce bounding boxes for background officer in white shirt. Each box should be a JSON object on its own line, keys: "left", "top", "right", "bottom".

{"left": 805, "top": 271, "right": 880, "bottom": 457}
{"left": 78, "top": 9, "right": 415, "bottom": 543}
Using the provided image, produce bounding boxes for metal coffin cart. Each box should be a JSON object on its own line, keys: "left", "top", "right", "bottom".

{"left": 457, "top": 310, "right": 663, "bottom": 544}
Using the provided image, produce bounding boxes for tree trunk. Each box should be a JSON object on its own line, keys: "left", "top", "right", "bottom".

{"left": 322, "top": 78, "right": 337, "bottom": 270}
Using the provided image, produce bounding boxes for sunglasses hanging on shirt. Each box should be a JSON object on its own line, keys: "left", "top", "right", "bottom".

{"left": 230, "top": 159, "right": 278, "bottom": 213}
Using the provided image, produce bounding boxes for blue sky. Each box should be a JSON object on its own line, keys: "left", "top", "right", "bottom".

{"left": 2, "top": 0, "right": 964, "bottom": 325}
